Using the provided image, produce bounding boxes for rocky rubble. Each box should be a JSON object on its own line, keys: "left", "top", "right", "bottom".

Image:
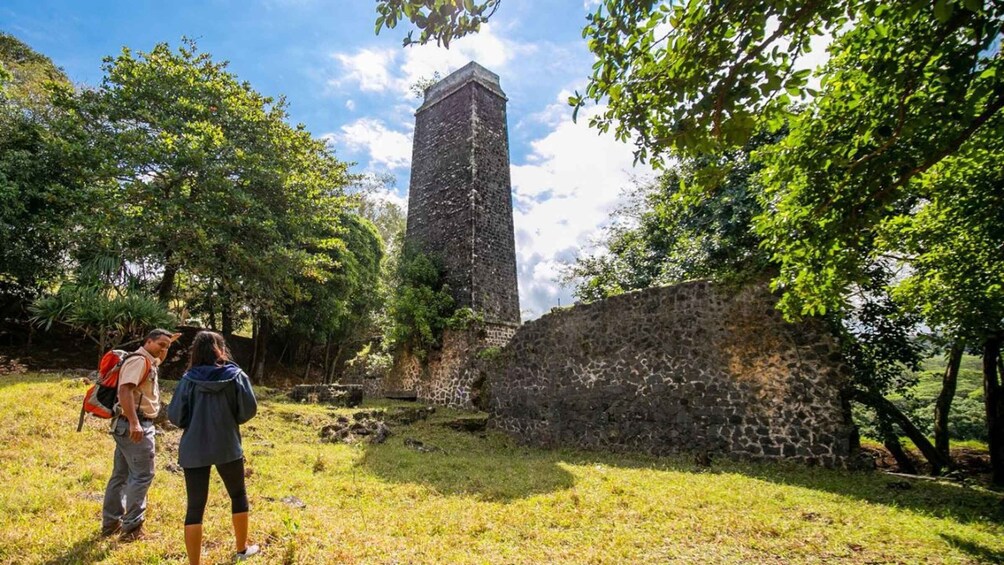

{"left": 317, "top": 406, "right": 438, "bottom": 445}
{"left": 320, "top": 410, "right": 391, "bottom": 444}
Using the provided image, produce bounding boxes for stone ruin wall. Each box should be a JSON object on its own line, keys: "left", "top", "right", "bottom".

{"left": 364, "top": 321, "right": 518, "bottom": 409}
{"left": 488, "top": 281, "right": 858, "bottom": 468}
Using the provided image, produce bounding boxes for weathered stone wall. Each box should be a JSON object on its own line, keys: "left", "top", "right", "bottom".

{"left": 375, "top": 321, "right": 515, "bottom": 409}
{"left": 288, "top": 384, "right": 363, "bottom": 407}
{"left": 405, "top": 62, "right": 520, "bottom": 325}
{"left": 489, "top": 281, "right": 857, "bottom": 467}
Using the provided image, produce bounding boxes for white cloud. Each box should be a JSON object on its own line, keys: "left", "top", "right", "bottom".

{"left": 511, "top": 103, "right": 653, "bottom": 319}
{"left": 345, "top": 99, "right": 356, "bottom": 111}
{"left": 330, "top": 48, "right": 397, "bottom": 92}
{"left": 330, "top": 24, "right": 535, "bottom": 99}
{"left": 369, "top": 186, "right": 408, "bottom": 211}
{"left": 765, "top": 17, "right": 834, "bottom": 91}
{"left": 327, "top": 118, "right": 413, "bottom": 170}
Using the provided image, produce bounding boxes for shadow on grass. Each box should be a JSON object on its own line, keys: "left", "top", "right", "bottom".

{"left": 362, "top": 419, "right": 1004, "bottom": 525}
{"left": 42, "top": 531, "right": 112, "bottom": 565}
{"left": 941, "top": 533, "right": 1004, "bottom": 563}
{"left": 358, "top": 426, "right": 575, "bottom": 502}
{"left": 560, "top": 448, "right": 1004, "bottom": 528}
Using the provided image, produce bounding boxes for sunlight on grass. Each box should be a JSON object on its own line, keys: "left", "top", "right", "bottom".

{"left": 1, "top": 373, "right": 1002, "bottom": 564}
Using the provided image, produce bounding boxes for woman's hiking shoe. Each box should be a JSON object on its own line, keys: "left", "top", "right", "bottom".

{"left": 235, "top": 544, "right": 260, "bottom": 560}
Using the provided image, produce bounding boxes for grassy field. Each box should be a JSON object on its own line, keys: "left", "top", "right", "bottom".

{"left": 2, "top": 374, "right": 1003, "bottom": 564}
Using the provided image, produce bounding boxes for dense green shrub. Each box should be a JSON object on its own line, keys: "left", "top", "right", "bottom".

{"left": 383, "top": 248, "right": 454, "bottom": 359}
{"left": 30, "top": 284, "right": 176, "bottom": 360}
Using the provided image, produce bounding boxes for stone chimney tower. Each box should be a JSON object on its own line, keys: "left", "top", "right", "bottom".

{"left": 405, "top": 62, "right": 520, "bottom": 325}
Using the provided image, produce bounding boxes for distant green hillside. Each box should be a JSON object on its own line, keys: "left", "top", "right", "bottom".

{"left": 855, "top": 355, "right": 987, "bottom": 445}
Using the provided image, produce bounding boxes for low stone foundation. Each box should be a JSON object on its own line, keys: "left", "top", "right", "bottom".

{"left": 288, "top": 384, "right": 363, "bottom": 407}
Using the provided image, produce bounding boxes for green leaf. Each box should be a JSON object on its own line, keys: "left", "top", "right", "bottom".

{"left": 933, "top": 0, "right": 952, "bottom": 23}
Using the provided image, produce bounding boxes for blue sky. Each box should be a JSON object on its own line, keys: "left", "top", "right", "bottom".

{"left": 1, "top": 0, "right": 652, "bottom": 319}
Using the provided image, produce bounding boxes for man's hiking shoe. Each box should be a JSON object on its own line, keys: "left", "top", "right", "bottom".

{"left": 236, "top": 544, "right": 260, "bottom": 560}
{"left": 100, "top": 522, "right": 121, "bottom": 537}
{"left": 119, "top": 522, "right": 145, "bottom": 542}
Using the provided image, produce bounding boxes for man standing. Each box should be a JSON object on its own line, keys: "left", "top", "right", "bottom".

{"left": 101, "top": 328, "right": 176, "bottom": 540}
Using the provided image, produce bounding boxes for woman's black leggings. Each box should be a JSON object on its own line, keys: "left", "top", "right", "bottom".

{"left": 183, "top": 458, "right": 249, "bottom": 525}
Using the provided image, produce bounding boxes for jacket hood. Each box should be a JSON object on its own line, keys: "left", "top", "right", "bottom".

{"left": 182, "top": 362, "right": 242, "bottom": 392}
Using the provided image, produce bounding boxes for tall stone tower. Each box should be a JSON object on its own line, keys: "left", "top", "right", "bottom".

{"left": 405, "top": 61, "right": 520, "bottom": 325}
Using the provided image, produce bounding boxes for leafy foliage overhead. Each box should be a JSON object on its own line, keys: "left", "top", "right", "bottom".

{"left": 375, "top": 0, "right": 500, "bottom": 47}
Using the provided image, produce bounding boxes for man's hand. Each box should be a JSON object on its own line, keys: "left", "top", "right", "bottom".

{"left": 128, "top": 420, "right": 144, "bottom": 443}
{"left": 118, "top": 382, "right": 144, "bottom": 443}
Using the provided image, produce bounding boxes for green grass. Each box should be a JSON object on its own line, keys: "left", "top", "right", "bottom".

{"left": 2, "top": 374, "right": 1004, "bottom": 564}
{"left": 921, "top": 354, "right": 984, "bottom": 374}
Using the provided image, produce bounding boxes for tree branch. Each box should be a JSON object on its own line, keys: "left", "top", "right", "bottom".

{"left": 710, "top": 1, "right": 822, "bottom": 136}
{"left": 850, "top": 386, "right": 949, "bottom": 474}
{"left": 874, "top": 88, "right": 1004, "bottom": 202}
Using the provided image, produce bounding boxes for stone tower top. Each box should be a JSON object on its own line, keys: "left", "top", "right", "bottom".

{"left": 419, "top": 61, "right": 507, "bottom": 111}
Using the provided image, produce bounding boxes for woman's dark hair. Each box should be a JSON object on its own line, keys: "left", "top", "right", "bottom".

{"left": 188, "top": 331, "right": 231, "bottom": 368}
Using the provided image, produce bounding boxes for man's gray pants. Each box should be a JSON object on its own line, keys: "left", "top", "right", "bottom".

{"left": 102, "top": 418, "right": 156, "bottom": 531}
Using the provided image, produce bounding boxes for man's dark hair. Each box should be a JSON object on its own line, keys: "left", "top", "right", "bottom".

{"left": 146, "top": 328, "right": 174, "bottom": 342}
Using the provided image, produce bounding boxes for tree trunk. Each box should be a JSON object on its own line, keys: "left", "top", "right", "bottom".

{"left": 250, "top": 316, "right": 258, "bottom": 373}
{"left": 251, "top": 315, "right": 269, "bottom": 383}
{"left": 851, "top": 387, "right": 948, "bottom": 475}
{"left": 207, "top": 281, "right": 217, "bottom": 329}
{"left": 879, "top": 416, "right": 918, "bottom": 474}
{"left": 97, "top": 333, "right": 107, "bottom": 366}
{"left": 278, "top": 339, "right": 291, "bottom": 368}
{"left": 221, "top": 308, "right": 233, "bottom": 337}
{"left": 328, "top": 343, "right": 345, "bottom": 384}
{"left": 983, "top": 334, "right": 1004, "bottom": 485}
{"left": 220, "top": 283, "right": 233, "bottom": 337}
{"left": 303, "top": 340, "right": 314, "bottom": 380}
{"left": 322, "top": 338, "right": 332, "bottom": 384}
{"left": 157, "top": 252, "right": 179, "bottom": 303}
{"left": 934, "top": 341, "right": 963, "bottom": 463}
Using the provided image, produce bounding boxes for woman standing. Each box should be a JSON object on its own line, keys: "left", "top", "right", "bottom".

{"left": 168, "top": 331, "right": 259, "bottom": 563}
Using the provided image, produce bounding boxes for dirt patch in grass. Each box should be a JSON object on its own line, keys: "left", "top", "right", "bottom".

{"left": 861, "top": 444, "right": 993, "bottom": 483}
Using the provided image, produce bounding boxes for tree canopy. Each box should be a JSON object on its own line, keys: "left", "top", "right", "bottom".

{"left": 3, "top": 34, "right": 386, "bottom": 377}
{"left": 0, "top": 34, "right": 84, "bottom": 306}
{"left": 56, "top": 39, "right": 352, "bottom": 318}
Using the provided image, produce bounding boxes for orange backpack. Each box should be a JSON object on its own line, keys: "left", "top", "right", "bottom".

{"left": 76, "top": 350, "right": 151, "bottom": 432}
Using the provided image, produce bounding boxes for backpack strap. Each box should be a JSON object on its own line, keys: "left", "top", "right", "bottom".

{"left": 118, "top": 352, "right": 153, "bottom": 386}
{"left": 76, "top": 403, "right": 86, "bottom": 432}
